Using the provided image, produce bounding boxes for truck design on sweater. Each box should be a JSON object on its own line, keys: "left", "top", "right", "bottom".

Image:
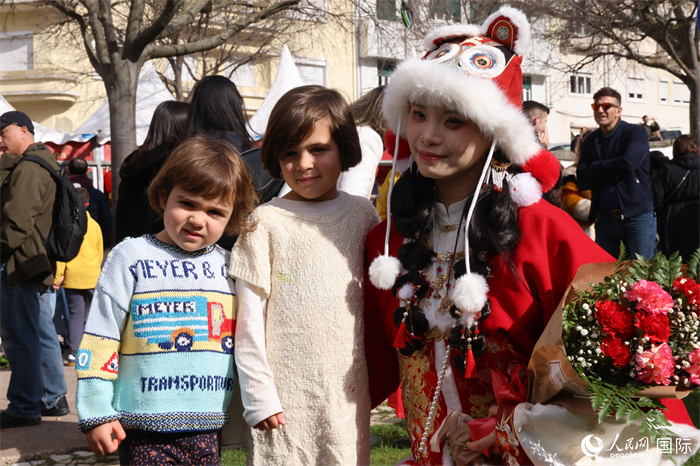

{"left": 131, "top": 295, "right": 234, "bottom": 353}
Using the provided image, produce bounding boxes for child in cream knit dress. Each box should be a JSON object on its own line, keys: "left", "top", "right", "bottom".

{"left": 229, "top": 86, "right": 380, "bottom": 465}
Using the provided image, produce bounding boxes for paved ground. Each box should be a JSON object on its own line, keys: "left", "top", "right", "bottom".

{"left": 0, "top": 365, "right": 110, "bottom": 466}
{"left": 0, "top": 365, "right": 402, "bottom": 466}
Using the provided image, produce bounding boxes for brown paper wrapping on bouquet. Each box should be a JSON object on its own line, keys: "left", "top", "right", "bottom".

{"left": 527, "top": 262, "right": 692, "bottom": 408}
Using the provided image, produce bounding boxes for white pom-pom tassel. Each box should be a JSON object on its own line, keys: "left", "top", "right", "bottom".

{"left": 397, "top": 283, "right": 414, "bottom": 300}
{"left": 452, "top": 272, "right": 489, "bottom": 328}
{"left": 509, "top": 172, "right": 542, "bottom": 207}
{"left": 369, "top": 254, "right": 402, "bottom": 290}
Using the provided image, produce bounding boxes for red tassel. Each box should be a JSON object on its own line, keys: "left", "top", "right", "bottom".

{"left": 465, "top": 345, "right": 477, "bottom": 378}
{"left": 393, "top": 318, "right": 411, "bottom": 349}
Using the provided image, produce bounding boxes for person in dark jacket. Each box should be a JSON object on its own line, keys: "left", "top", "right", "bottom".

{"left": 652, "top": 134, "right": 700, "bottom": 261}
{"left": 115, "top": 101, "right": 189, "bottom": 244}
{"left": 187, "top": 76, "right": 283, "bottom": 249}
{"left": 0, "top": 111, "right": 68, "bottom": 428}
{"left": 67, "top": 157, "right": 113, "bottom": 249}
{"left": 578, "top": 87, "right": 656, "bottom": 260}
{"left": 649, "top": 150, "right": 669, "bottom": 182}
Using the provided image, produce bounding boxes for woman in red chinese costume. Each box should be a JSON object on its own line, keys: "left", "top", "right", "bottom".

{"left": 363, "top": 7, "right": 614, "bottom": 465}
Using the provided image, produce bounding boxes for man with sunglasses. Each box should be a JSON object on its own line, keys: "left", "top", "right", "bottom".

{"left": 577, "top": 87, "right": 656, "bottom": 260}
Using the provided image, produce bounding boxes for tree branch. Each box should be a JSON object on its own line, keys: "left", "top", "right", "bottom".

{"left": 82, "top": 0, "right": 112, "bottom": 68}
{"left": 154, "top": 0, "right": 213, "bottom": 40}
{"left": 43, "top": 1, "right": 103, "bottom": 74}
{"left": 124, "top": 0, "right": 184, "bottom": 61}
{"left": 145, "top": 0, "right": 301, "bottom": 60}
{"left": 124, "top": 0, "right": 145, "bottom": 45}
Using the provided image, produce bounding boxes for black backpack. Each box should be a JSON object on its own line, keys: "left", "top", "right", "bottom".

{"left": 19, "top": 155, "right": 88, "bottom": 262}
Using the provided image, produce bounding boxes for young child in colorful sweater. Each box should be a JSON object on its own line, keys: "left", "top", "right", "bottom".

{"left": 230, "top": 85, "right": 380, "bottom": 465}
{"left": 76, "top": 136, "right": 257, "bottom": 464}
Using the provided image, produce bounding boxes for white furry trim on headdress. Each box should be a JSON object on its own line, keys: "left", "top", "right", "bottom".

{"left": 382, "top": 59, "right": 541, "bottom": 166}
{"left": 369, "top": 254, "right": 402, "bottom": 290}
{"left": 423, "top": 24, "right": 483, "bottom": 51}
{"left": 481, "top": 5, "right": 531, "bottom": 56}
{"left": 509, "top": 172, "right": 542, "bottom": 207}
{"left": 452, "top": 272, "right": 489, "bottom": 328}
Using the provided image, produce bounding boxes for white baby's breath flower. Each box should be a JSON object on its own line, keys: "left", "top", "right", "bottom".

{"left": 581, "top": 329, "right": 589, "bottom": 336}
{"left": 591, "top": 332, "right": 598, "bottom": 339}
{"left": 583, "top": 303, "right": 590, "bottom": 310}
{"left": 576, "top": 326, "right": 582, "bottom": 331}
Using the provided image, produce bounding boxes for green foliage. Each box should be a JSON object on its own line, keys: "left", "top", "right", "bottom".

{"left": 688, "top": 248, "right": 700, "bottom": 281}
{"left": 221, "top": 447, "right": 247, "bottom": 466}
{"left": 684, "top": 389, "right": 700, "bottom": 429}
{"left": 370, "top": 445, "right": 412, "bottom": 465}
{"left": 371, "top": 421, "right": 408, "bottom": 446}
{"left": 616, "top": 242, "right": 629, "bottom": 271}
{"left": 586, "top": 376, "right": 678, "bottom": 464}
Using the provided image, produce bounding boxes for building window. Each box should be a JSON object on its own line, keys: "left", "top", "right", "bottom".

{"left": 231, "top": 62, "right": 255, "bottom": 88}
{"left": 0, "top": 32, "right": 33, "bottom": 72}
{"left": 522, "top": 76, "right": 532, "bottom": 102}
{"left": 377, "top": 0, "right": 395, "bottom": 21}
{"left": 569, "top": 73, "right": 592, "bottom": 95}
{"left": 378, "top": 60, "right": 396, "bottom": 86}
{"left": 673, "top": 79, "right": 690, "bottom": 105}
{"left": 659, "top": 79, "right": 669, "bottom": 104}
{"left": 627, "top": 76, "right": 644, "bottom": 101}
{"left": 297, "top": 62, "right": 326, "bottom": 86}
{"left": 430, "top": 0, "right": 460, "bottom": 22}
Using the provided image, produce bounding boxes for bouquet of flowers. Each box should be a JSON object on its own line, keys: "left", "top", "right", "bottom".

{"left": 528, "top": 247, "right": 700, "bottom": 442}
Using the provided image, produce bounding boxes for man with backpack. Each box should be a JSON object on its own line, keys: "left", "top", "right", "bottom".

{"left": 0, "top": 111, "right": 70, "bottom": 428}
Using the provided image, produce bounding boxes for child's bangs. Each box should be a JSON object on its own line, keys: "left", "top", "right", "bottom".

{"left": 171, "top": 159, "right": 236, "bottom": 205}
{"left": 277, "top": 108, "right": 330, "bottom": 156}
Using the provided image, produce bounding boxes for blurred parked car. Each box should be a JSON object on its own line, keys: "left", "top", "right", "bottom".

{"left": 548, "top": 142, "right": 571, "bottom": 152}
{"left": 659, "top": 128, "right": 682, "bottom": 141}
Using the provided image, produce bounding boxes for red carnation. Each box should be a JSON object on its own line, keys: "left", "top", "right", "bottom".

{"left": 635, "top": 311, "right": 671, "bottom": 343}
{"left": 595, "top": 300, "right": 634, "bottom": 338}
{"left": 673, "top": 277, "right": 700, "bottom": 306}
{"left": 601, "top": 335, "right": 632, "bottom": 368}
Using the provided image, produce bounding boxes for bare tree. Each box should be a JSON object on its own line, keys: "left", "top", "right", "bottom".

{"left": 154, "top": 5, "right": 302, "bottom": 102}
{"left": 31, "top": 0, "right": 301, "bottom": 205}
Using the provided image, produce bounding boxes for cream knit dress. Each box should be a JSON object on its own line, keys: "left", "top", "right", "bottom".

{"left": 229, "top": 191, "right": 379, "bottom": 466}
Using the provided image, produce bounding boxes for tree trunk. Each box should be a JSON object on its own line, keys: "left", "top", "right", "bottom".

{"left": 690, "top": 80, "right": 700, "bottom": 144}
{"left": 105, "top": 60, "right": 140, "bottom": 240}
{"left": 174, "top": 56, "right": 185, "bottom": 102}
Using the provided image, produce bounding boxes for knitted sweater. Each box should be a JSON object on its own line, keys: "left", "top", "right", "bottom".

{"left": 76, "top": 235, "right": 236, "bottom": 433}
{"left": 229, "top": 191, "right": 380, "bottom": 466}
{"left": 55, "top": 215, "right": 103, "bottom": 289}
